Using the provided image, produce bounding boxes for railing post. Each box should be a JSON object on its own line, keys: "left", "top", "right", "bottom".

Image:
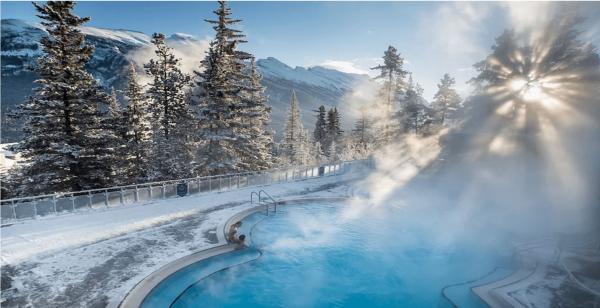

{"left": 71, "top": 194, "right": 76, "bottom": 211}
{"left": 134, "top": 186, "right": 139, "bottom": 202}
{"left": 33, "top": 200, "right": 38, "bottom": 218}
{"left": 88, "top": 191, "right": 93, "bottom": 209}
{"left": 11, "top": 200, "right": 16, "bottom": 219}
{"left": 209, "top": 178, "right": 212, "bottom": 192}
{"left": 104, "top": 189, "right": 109, "bottom": 208}
{"left": 52, "top": 195, "right": 57, "bottom": 214}
{"left": 119, "top": 189, "right": 124, "bottom": 205}
{"left": 149, "top": 185, "right": 153, "bottom": 199}
{"left": 237, "top": 175, "right": 240, "bottom": 188}
{"left": 161, "top": 184, "right": 166, "bottom": 199}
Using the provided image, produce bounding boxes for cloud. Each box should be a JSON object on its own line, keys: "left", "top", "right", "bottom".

{"left": 317, "top": 57, "right": 384, "bottom": 77}
{"left": 420, "top": 3, "right": 491, "bottom": 62}
{"left": 413, "top": 3, "right": 493, "bottom": 100}
{"left": 319, "top": 60, "right": 370, "bottom": 75}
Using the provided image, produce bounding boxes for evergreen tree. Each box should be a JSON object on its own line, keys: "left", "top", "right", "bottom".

{"left": 193, "top": 1, "right": 275, "bottom": 175}
{"left": 312, "top": 141, "right": 326, "bottom": 164}
{"left": 105, "top": 87, "right": 127, "bottom": 184}
{"left": 328, "top": 139, "right": 339, "bottom": 162}
{"left": 9, "top": 1, "right": 117, "bottom": 196}
{"left": 324, "top": 107, "right": 343, "bottom": 156}
{"left": 313, "top": 105, "right": 328, "bottom": 144}
{"left": 352, "top": 107, "right": 373, "bottom": 153}
{"left": 107, "top": 88, "right": 126, "bottom": 140}
{"left": 194, "top": 2, "right": 240, "bottom": 175}
{"left": 400, "top": 77, "right": 434, "bottom": 134}
{"left": 122, "top": 64, "right": 151, "bottom": 183}
{"left": 433, "top": 74, "right": 461, "bottom": 125}
{"left": 371, "top": 45, "right": 407, "bottom": 142}
{"left": 145, "top": 33, "right": 193, "bottom": 180}
{"left": 235, "top": 57, "right": 274, "bottom": 171}
{"left": 280, "top": 90, "right": 309, "bottom": 165}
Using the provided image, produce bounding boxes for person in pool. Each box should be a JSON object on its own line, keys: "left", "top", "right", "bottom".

{"left": 237, "top": 234, "right": 246, "bottom": 246}
{"left": 228, "top": 221, "right": 242, "bottom": 242}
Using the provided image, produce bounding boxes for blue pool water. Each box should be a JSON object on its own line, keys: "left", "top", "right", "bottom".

{"left": 143, "top": 202, "right": 513, "bottom": 307}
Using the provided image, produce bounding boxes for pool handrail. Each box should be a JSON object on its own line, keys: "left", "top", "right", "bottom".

{"left": 250, "top": 190, "right": 278, "bottom": 215}
{"left": 250, "top": 191, "right": 260, "bottom": 205}
{"left": 258, "top": 190, "right": 278, "bottom": 214}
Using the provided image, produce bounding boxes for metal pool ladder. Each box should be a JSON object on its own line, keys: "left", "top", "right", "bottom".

{"left": 250, "top": 189, "right": 278, "bottom": 216}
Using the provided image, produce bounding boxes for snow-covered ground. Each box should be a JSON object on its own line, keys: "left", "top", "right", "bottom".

{"left": 0, "top": 143, "right": 20, "bottom": 174}
{"left": 0, "top": 172, "right": 359, "bottom": 307}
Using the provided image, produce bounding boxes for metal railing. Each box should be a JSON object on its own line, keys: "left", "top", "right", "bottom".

{"left": 0, "top": 159, "right": 373, "bottom": 225}
{"left": 251, "top": 189, "right": 278, "bottom": 215}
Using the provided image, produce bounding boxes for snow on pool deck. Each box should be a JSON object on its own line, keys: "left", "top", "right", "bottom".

{"left": 0, "top": 173, "right": 357, "bottom": 307}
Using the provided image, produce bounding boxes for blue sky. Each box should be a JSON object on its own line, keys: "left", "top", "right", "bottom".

{"left": 2, "top": 1, "right": 599, "bottom": 100}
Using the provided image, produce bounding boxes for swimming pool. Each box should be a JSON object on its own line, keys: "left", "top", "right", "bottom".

{"left": 142, "top": 201, "right": 513, "bottom": 307}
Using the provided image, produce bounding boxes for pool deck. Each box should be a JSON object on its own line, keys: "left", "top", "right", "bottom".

{"left": 472, "top": 235, "right": 600, "bottom": 307}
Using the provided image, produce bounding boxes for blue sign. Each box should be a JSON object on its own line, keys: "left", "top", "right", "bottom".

{"left": 318, "top": 166, "right": 325, "bottom": 176}
{"left": 177, "top": 182, "right": 188, "bottom": 197}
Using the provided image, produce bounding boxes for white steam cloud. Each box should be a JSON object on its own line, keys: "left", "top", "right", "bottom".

{"left": 126, "top": 35, "right": 211, "bottom": 83}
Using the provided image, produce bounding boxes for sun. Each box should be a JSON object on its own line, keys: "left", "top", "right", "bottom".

{"left": 509, "top": 78, "right": 545, "bottom": 102}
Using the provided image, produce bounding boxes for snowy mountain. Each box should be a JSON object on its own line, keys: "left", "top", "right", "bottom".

{"left": 1, "top": 19, "right": 368, "bottom": 141}
{"left": 257, "top": 57, "right": 367, "bottom": 138}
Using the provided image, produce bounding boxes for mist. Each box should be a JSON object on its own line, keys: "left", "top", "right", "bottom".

{"left": 344, "top": 14, "right": 599, "bottom": 250}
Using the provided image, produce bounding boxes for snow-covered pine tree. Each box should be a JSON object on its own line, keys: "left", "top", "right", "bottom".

{"left": 9, "top": 1, "right": 117, "bottom": 196}
{"left": 235, "top": 57, "right": 274, "bottom": 171}
{"left": 312, "top": 141, "right": 326, "bottom": 164}
{"left": 400, "top": 77, "right": 434, "bottom": 134}
{"left": 371, "top": 45, "right": 408, "bottom": 142}
{"left": 193, "top": 1, "right": 245, "bottom": 175}
{"left": 313, "top": 105, "right": 328, "bottom": 144}
{"left": 325, "top": 107, "right": 343, "bottom": 156}
{"left": 351, "top": 107, "right": 373, "bottom": 155}
{"left": 106, "top": 88, "right": 127, "bottom": 140}
{"left": 280, "top": 90, "right": 308, "bottom": 165}
{"left": 122, "top": 64, "right": 152, "bottom": 183}
{"left": 433, "top": 73, "right": 461, "bottom": 125}
{"left": 105, "top": 87, "right": 128, "bottom": 184}
{"left": 145, "top": 33, "right": 193, "bottom": 180}
{"left": 328, "top": 139, "right": 339, "bottom": 162}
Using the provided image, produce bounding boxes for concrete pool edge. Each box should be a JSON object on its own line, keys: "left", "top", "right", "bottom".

{"left": 119, "top": 196, "right": 348, "bottom": 308}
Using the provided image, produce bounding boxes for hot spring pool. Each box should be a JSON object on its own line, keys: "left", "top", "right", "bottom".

{"left": 142, "top": 202, "right": 514, "bottom": 307}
